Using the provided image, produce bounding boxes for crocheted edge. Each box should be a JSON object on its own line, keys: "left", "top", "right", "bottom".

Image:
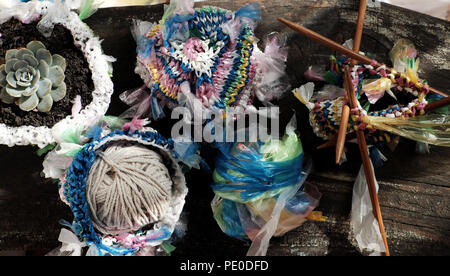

{"left": 65, "top": 129, "right": 187, "bottom": 252}
{"left": 0, "top": 2, "right": 114, "bottom": 148}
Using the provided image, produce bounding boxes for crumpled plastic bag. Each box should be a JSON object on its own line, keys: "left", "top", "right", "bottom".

{"left": 253, "top": 33, "right": 291, "bottom": 103}
{"left": 0, "top": 0, "right": 46, "bottom": 24}
{"left": 45, "top": 228, "right": 97, "bottom": 256}
{"left": 361, "top": 78, "right": 396, "bottom": 105}
{"left": 211, "top": 160, "right": 319, "bottom": 256}
{"left": 244, "top": 160, "right": 316, "bottom": 256}
{"left": 350, "top": 161, "right": 386, "bottom": 256}
{"left": 389, "top": 38, "right": 418, "bottom": 74}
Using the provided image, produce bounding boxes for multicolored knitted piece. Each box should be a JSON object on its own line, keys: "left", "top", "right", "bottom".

{"left": 309, "top": 95, "right": 396, "bottom": 147}
{"left": 294, "top": 56, "right": 435, "bottom": 147}
{"left": 132, "top": 0, "right": 289, "bottom": 117}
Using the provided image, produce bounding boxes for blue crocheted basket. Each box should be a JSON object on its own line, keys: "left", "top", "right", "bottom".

{"left": 62, "top": 129, "right": 188, "bottom": 256}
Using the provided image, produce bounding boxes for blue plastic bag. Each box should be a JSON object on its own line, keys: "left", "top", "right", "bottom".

{"left": 210, "top": 116, "right": 322, "bottom": 255}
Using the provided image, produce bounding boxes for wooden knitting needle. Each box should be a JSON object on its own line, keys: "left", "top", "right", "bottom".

{"left": 424, "top": 96, "right": 450, "bottom": 112}
{"left": 345, "top": 67, "right": 390, "bottom": 256}
{"left": 336, "top": 105, "right": 350, "bottom": 164}
{"left": 318, "top": 139, "right": 337, "bottom": 150}
{"left": 277, "top": 17, "right": 448, "bottom": 98}
{"left": 352, "top": 0, "right": 367, "bottom": 66}
{"left": 336, "top": 0, "right": 367, "bottom": 164}
{"left": 317, "top": 133, "right": 357, "bottom": 150}
{"left": 344, "top": 67, "right": 390, "bottom": 256}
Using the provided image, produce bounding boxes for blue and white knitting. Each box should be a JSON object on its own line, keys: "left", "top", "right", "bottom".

{"left": 43, "top": 117, "right": 192, "bottom": 256}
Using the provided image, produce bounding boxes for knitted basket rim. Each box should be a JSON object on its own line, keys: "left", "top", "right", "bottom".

{"left": 296, "top": 58, "right": 435, "bottom": 141}
{"left": 63, "top": 128, "right": 188, "bottom": 255}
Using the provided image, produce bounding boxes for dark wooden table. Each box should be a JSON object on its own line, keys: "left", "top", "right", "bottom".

{"left": 0, "top": 0, "right": 449, "bottom": 256}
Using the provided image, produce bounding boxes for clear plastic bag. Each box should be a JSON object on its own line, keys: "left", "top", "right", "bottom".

{"left": 253, "top": 33, "right": 291, "bottom": 103}
{"left": 366, "top": 114, "right": 450, "bottom": 147}
{"left": 119, "top": 85, "right": 153, "bottom": 119}
{"left": 350, "top": 162, "right": 386, "bottom": 256}
{"left": 389, "top": 38, "right": 418, "bottom": 74}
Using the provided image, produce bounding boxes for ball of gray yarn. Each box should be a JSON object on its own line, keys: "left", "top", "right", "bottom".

{"left": 86, "top": 142, "right": 173, "bottom": 235}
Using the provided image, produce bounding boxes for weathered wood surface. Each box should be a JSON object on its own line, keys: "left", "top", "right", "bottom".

{"left": 0, "top": 0, "right": 449, "bottom": 256}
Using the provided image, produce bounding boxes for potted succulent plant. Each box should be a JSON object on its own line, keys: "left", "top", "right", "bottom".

{"left": 1, "top": 41, "right": 67, "bottom": 113}
{"left": 0, "top": 0, "right": 114, "bottom": 148}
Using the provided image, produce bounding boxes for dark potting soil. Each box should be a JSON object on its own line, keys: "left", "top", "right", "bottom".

{"left": 0, "top": 19, "right": 94, "bottom": 128}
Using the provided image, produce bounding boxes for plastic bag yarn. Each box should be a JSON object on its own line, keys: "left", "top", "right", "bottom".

{"left": 210, "top": 119, "right": 321, "bottom": 256}
{"left": 127, "top": 0, "right": 291, "bottom": 121}
{"left": 211, "top": 153, "right": 320, "bottom": 256}
{"left": 212, "top": 138, "right": 304, "bottom": 203}
{"left": 363, "top": 114, "right": 450, "bottom": 147}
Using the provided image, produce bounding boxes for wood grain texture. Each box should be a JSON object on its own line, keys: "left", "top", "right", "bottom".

{"left": 0, "top": 0, "right": 448, "bottom": 256}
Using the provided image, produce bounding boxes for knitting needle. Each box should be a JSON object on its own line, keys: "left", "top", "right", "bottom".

{"left": 317, "top": 132, "right": 358, "bottom": 150}
{"left": 336, "top": 0, "right": 367, "bottom": 164}
{"left": 345, "top": 67, "right": 390, "bottom": 256}
{"left": 352, "top": 0, "right": 367, "bottom": 66}
{"left": 336, "top": 105, "right": 350, "bottom": 164}
{"left": 424, "top": 96, "right": 450, "bottom": 112}
{"left": 317, "top": 139, "right": 337, "bottom": 150}
{"left": 277, "top": 17, "right": 448, "bottom": 98}
{"left": 344, "top": 66, "right": 390, "bottom": 256}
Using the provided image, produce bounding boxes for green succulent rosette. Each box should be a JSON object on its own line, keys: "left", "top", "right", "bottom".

{"left": 0, "top": 41, "right": 67, "bottom": 112}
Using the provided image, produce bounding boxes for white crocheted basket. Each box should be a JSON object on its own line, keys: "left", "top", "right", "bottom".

{"left": 0, "top": 1, "right": 114, "bottom": 148}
